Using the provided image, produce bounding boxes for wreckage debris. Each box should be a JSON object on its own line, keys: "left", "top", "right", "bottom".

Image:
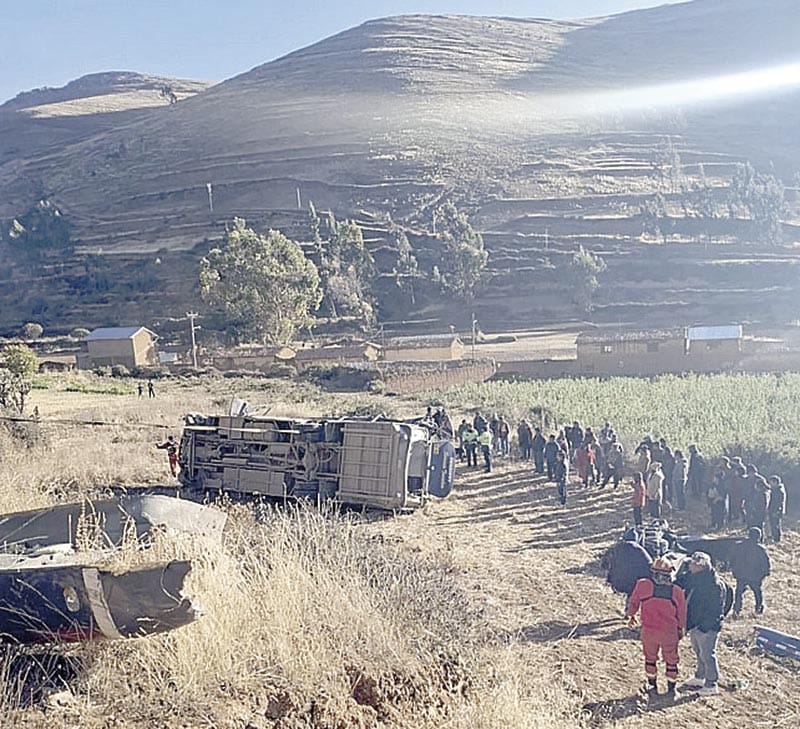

{"left": 0, "top": 496, "right": 226, "bottom": 645}
{"left": 0, "top": 560, "right": 195, "bottom": 643}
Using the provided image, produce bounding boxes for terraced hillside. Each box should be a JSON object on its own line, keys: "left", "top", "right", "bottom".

{"left": 1, "top": 0, "right": 799, "bottom": 333}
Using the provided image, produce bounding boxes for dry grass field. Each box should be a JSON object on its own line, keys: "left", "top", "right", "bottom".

{"left": 0, "top": 372, "right": 797, "bottom": 727}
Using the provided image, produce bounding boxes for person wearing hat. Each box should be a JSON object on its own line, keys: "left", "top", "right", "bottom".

{"left": 677, "top": 552, "right": 728, "bottom": 696}
{"left": 729, "top": 527, "right": 771, "bottom": 616}
{"left": 626, "top": 556, "right": 687, "bottom": 695}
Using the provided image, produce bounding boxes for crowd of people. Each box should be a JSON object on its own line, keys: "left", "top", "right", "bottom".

{"left": 450, "top": 413, "right": 787, "bottom": 545}
{"left": 441, "top": 407, "right": 791, "bottom": 700}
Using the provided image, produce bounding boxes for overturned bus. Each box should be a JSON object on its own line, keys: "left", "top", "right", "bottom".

{"left": 177, "top": 414, "right": 455, "bottom": 510}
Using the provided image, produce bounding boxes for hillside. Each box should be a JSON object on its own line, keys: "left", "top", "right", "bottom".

{"left": 1, "top": 0, "right": 799, "bottom": 333}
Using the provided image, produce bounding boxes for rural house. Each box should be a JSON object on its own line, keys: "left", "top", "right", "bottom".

{"left": 577, "top": 325, "right": 744, "bottom": 376}
{"left": 293, "top": 342, "right": 382, "bottom": 372}
{"left": 576, "top": 329, "right": 686, "bottom": 376}
{"left": 79, "top": 327, "right": 158, "bottom": 370}
{"left": 212, "top": 345, "right": 297, "bottom": 372}
{"left": 383, "top": 334, "right": 465, "bottom": 362}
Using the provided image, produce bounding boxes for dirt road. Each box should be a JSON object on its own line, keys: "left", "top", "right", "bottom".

{"left": 376, "top": 459, "right": 800, "bottom": 728}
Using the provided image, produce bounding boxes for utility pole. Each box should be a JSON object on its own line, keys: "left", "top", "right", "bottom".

{"left": 206, "top": 183, "right": 213, "bottom": 213}
{"left": 186, "top": 312, "right": 200, "bottom": 368}
{"left": 471, "top": 312, "right": 477, "bottom": 360}
{"left": 544, "top": 227, "right": 549, "bottom": 251}
{"left": 296, "top": 187, "right": 302, "bottom": 210}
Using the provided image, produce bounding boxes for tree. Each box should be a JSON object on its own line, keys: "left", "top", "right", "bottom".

{"left": 0, "top": 344, "right": 38, "bottom": 413}
{"left": 199, "top": 218, "right": 321, "bottom": 345}
{"left": 21, "top": 322, "right": 44, "bottom": 340}
{"left": 307, "top": 204, "right": 377, "bottom": 324}
{"left": 5, "top": 199, "right": 71, "bottom": 259}
{"left": 568, "top": 246, "right": 606, "bottom": 313}
{"left": 728, "top": 163, "right": 786, "bottom": 245}
{"left": 651, "top": 136, "right": 683, "bottom": 194}
{"left": 640, "top": 193, "right": 672, "bottom": 243}
{"left": 328, "top": 219, "right": 377, "bottom": 324}
{"left": 434, "top": 201, "right": 487, "bottom": 300}
{"left": 388, "top": 221, "right": 418, "bottom": 305}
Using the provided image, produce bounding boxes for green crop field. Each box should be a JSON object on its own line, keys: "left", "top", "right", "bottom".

{"left": 436, "top": 373, "right": 800, "bottom": 471}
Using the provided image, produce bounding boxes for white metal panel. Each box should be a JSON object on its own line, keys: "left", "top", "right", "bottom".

{"left": 686, "top": 325, "right": 742, "bottom": 341}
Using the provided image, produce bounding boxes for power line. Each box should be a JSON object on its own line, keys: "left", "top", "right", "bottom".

{"left": 0, "top": 415, "right": 175, "bottom": 430}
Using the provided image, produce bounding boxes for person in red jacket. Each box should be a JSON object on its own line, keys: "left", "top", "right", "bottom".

{"left": 575, "top": 443, "right": 596, "bottom": 487}
{"left": 626, "top": 556, "right": 688, "bottom": 695}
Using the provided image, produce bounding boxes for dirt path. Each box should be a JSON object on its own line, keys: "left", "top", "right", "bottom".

{"left": 376, "top": 460, "right": 800, "bottom": 728}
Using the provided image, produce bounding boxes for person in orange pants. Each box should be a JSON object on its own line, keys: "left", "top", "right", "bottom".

{"left": 626, "top": 557, "right": 687, "bottom": 695}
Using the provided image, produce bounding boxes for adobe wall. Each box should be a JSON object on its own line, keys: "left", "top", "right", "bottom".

{"left": 381, "top": 361, "right": 496, "bottom": 394}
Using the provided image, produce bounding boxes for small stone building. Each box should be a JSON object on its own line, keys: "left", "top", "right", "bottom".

{"left": 80, "top": 327, "right": 158, "bottom": 369}
{"left": 576, "top": 325, "right": 744, "bottom": 376}
{"left": 383, "top": 335, "right": 465, "bottom": 362}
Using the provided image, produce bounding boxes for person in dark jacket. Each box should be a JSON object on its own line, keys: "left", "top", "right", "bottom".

{"left": 568, "top": 421, "right": 584, "bottom": 457}
{"left": 602, "top": 538, "right": 653, "bottom": 599}
{"left": 687, "top": 445, "right": 706, "bottom": 498}
{"left": 743, "top": 469, "right": 770, "bottom": 538}
{"left": 473, "top": 412, "right": 487, "bottom": 434}
{"left": 555, "top": 450, "right": 569, "bottom": 505}
{"left": 544, "top": 435, "right": 560, "bottom": 481}
{"left": 517, "top": 419, "right": 533, "bottom": 461}
{"left": 767, "top": 475, "right": 787, "bottom": 543}
{"left": 708, "top": 459, "right": 730, "bottom": 530}
{"left": 659, "top": 438, "right": 675, "bottom": 503}
{"left": 532, "top": 427, "right": 546, "bottom": 474}
{"left": 728, "top": 458, "right": 747, "bottom": 523}
{"left": 729, "top": 527, "right": 771, "bottom": 616}
{"left": 676, "top": 551, "right": 727, "bottom": 696}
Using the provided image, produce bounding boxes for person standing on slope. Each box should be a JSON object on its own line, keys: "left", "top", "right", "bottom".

{"left": 729, "top": 527, "right": 771, "bottom": 617}
{"left": 626, "top": 557, "right": 687, "bottom": 696}
{"left": 677, "top": 551, "right": 731, "bottom": 697}
{"left": 555, "top": 450, "right": 569, "bottom": 506}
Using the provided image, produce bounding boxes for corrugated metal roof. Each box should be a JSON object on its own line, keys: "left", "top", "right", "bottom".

{"left": 687, "top": 325, "right": 742, "bottom": 341}
{"left": 386, "top": 334, "right": 462, "bottom": 348}
{"left": 85, "top": 326, "right": 154, "bottom": 341}
{"left": 577, "top": 329, "right": 683, "bottom": 344}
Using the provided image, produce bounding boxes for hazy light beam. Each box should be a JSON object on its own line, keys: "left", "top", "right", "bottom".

{"left": 564, "top": 60, "right": 800, "bottom": 116}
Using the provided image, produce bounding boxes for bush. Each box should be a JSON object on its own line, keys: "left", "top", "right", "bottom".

{"left": 110, "top": 364, "right": 130, "bottom": 378}
{"left": 0, "top": 406, "right": 47, "bottom": 449}
{"left": 302, "top": 365, "right": 380, "bottom": 392}
{"left": 70, "top": 327, "right": 91, "bottom": 340}
{"left": 93, "top": 366, "right": 112, "bottom": 377}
